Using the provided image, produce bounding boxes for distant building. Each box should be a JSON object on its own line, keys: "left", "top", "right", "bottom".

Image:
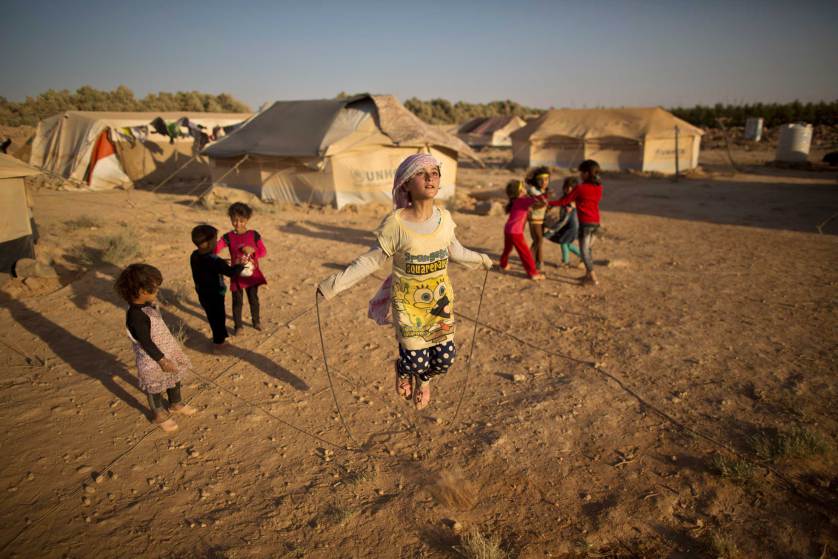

{"left": 457, "top": 116, "right": 526, "bottom": 147}
{"left": 510, "top": 107, "right": 703, "bottom": 173}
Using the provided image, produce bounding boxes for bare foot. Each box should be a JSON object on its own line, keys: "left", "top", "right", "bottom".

{"left": 414, "top": 381, "right": 431, "bottom": 410}
{"left": 395, "top": 360, "right": 412, "bottom": 400}
{"left": 212, "top": 342, "right": 229, "bottom": 354}
{"left": 153, "top": 413, "right": 178, "bottom": 432}
{"left": 170, "top": 403, "right": 197, "bottom": 416}
{"left": 499, "top": 263, "right": 510, "bottom": 271}
{"left": 531, "top": 273, "right": 546, "bottom": 281}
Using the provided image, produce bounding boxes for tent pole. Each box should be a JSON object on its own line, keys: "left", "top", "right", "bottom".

{"left": 189, "top": 154, "right": 250, "bottom": 207}
{"left": 151, "top": 154, "right": 201, "bottom": 192}
{"left": 674, "top": 126, "right": 680, "bottom": 181}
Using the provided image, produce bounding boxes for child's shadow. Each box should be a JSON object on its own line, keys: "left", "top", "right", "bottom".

{"left": 0, "top": 291, "right": 147, "bottom": 415}
{"left": 168, "top": 313, "right": 310, "bottom": 392}
{"left": 58, "top": 253, "right": 310, "bottom": 393}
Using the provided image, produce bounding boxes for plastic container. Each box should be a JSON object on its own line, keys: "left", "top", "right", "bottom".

{"left": 744, "top": 117, "right": 763, "bottom": 142}
{"left": 775, "top": 124, "right": 812, "bottom": 163}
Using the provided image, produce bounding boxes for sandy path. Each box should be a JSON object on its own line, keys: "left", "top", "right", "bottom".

{"left": 0, "top": 160, "right": 836, "bottom": 557}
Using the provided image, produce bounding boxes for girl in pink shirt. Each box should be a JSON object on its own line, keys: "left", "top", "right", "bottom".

{"left": 499, "top": 180, "right": 547, "bottom": 280}
{"left": 214, "top": 203, "right": 267, "bottom": 333}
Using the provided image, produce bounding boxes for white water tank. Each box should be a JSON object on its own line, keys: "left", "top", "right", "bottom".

{"left": 744, "top": 117, "right": 763, "bottom": 141}
{"left": 775, "top": 123, "right": 813, "bottom": 163}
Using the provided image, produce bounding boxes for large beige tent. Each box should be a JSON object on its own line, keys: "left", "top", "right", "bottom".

{"left": 458, "top": 115, "right": 526, "bottom": 147}
{"left": 31, "top": 111, "right": 251, "bottom": 190}
{"left": 0, "top": 154, "right": 41, "bottom": 273}
{"left": 203, "top": 95, "right": 479, "bottom": 208}
{"left": 510, "top": 108, "right": 703, "bottom": 173}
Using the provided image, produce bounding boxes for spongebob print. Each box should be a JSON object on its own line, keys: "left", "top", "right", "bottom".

{"left": 392, "top": 274, "right": 455, "bottom": 344}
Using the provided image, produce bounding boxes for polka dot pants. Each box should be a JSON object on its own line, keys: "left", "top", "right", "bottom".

{"left": 397, "top": 341, "right": 457, "bottom": 382}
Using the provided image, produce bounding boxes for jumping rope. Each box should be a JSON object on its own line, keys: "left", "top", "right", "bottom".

{"left": 315, "top": 266, "right": 491, "bottom": 447}
{"left": 315, "top": 292, "right": 360, "bottom": 449}
{"left": 450, "top": 268, "right": 490, "bottom": 425}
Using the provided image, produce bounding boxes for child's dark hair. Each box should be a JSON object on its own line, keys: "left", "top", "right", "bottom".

{"left": 114, "top": 263, "right": 163, "bottom": 303}
{"left": 562, "top": 177, "right": 579, "bottom": 191}
{"left": 525, "top": 166, "right": 551, "bottom": 187}
{"left": 191, "top": 224, "right": 218, "bottom": 246}
{"left": 578, "top": 159, "right": 601, "bottom": 185}
{"left": 505, "top": 179, "right": 524, "bottom": 214}
{"left": 228, "top": 202, "right": 253, "bottom": 219}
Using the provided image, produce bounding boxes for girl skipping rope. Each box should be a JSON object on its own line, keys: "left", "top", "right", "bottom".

{"left": 317, "top": 153, "right": 491, "bottom": 410}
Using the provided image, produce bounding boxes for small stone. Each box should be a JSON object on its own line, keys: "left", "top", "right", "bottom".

{"left": 84, "top": 516, "right": 92, "bottom": 523}
{"left": 451, "top": 521, "right": 463, "bottom": 535}
{"left": 188, "top": 449, "right": 200, "bottom": 458}
{"left": 82, "top": 496, "right": 91, "bottom": 506}
{"left": 511, "top": 374, "right": 526, "bottom": 383}
{"left": 25, "top": 472, "right": 34, "bottom": 481}
{"left": 94, "top": 474, "right": 105, "bottom": 484}
{"left": 84, "top": 485, "right": 96, "bottom": 494}
{"left": 434, "top": 417, "right": 444, "bottom": 425}
{"left": 76, "top": 465, "right": 92, "bottom": 475}
{"left": 109, "top": 472, "right": 118, "bottom": 481}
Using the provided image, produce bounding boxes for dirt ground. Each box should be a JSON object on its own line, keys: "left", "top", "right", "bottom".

{"left": 0, "top": 147, "right": 836, "bottom": 558}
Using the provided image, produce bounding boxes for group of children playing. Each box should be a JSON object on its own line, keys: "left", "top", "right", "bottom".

{"left": 112, "top": 154, "right": 603, "bottom": 429}
{"left": 500, "top": 159, "right": 603, "bottom": 284}
{"left": 114, "top": 202, "right": 267, "bottom": 431}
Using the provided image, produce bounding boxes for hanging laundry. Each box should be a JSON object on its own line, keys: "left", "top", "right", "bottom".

{"left": 166, "top": 122, "right": 183, "bottom": 144}
{"left": 211, "top": 125, "right": 223, "bottom": 141}
{"left": 112, "top": 127, "right": 136, "bottom": 145}
{"left": 131, "top": 125, "right": 149, "bottom": 143}
{"left": 150, "top": 117, "right": 168, "bottom": 137}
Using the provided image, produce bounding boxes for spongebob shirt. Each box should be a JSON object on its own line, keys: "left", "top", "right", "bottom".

{"left": 376, "top": 208, "right": 458, "bottom": 350}
{"left": 318, "top": 207, "right": 487, "bottom": 351}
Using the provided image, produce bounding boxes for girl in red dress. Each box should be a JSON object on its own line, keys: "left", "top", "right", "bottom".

{"left": 214, "top": 203, "right": 267, "bottom": 333}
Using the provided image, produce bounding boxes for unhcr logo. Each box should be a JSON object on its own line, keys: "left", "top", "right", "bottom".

{"left": 654, "top": 148, "right": 687, "bottom": 157}
{"left": 351, "top": 168, "right": 396, "bottom": 185}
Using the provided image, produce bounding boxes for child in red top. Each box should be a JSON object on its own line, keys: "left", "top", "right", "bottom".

{"left": 214, "top": 202, "right": 267, "bottom": 333}
{"left": 555, "top": 159, "right": 603, "bottom": 285}
{"left": 500, "top": 180, "right": 548, "bottom": 280}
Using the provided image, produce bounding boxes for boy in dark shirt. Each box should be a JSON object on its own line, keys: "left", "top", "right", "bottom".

{"left": 190, "top": 224, "right": 244, "bottom": 350}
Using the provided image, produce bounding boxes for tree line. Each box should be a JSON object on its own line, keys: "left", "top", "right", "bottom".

{"left": 2, "top": 87, "right": 835, "bottom": 129}
{"left": 399, "top": 97, "right": 837, "bottom": 128}
{"left": 669, "top": 101, "right": 838, "bottom": 128}
{"left": 0, "top": 86, "right": 251, "bottom": 127}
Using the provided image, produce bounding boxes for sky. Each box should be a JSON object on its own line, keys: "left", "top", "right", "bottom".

{"left": 1, "top": 0, "right": 836, "bottom": 110}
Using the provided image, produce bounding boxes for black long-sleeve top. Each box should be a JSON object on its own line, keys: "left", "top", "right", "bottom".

{"left": 190, "top": 249, "right": 243, "bottom": 297}
{"left": 126, "top": 303, "right": 164, "bottom": 361}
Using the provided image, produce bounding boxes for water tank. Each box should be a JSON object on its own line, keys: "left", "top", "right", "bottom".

{"left": 744, "top": 117, "right": 763, "bottom": 141}
{"left": 775, "top": 124, "right": 813, "bottom": 163}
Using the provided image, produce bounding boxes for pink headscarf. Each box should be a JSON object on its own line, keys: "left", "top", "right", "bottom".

{"left": 391, "top": 153, "right": 441, "bottom": 210}
{"left": 368, "top": 153, "right": 442, "bottom": 325}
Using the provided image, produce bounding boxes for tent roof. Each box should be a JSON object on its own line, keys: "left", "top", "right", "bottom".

{"left": 459, "top": 115, "right": 524, "bottom": 136}
{"left": 40, "top": 111, "right": 252, "bottom": 129}
{"left": 510, "top": 107, "right": 703, "bottom": 142}
{"left": 0, "top": 153, "right": 42, "bottom": 180}
{"left": 203, "top": 94, "right": 480, "bottom": 162}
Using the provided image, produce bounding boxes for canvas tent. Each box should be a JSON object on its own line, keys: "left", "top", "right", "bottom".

{"left": 203, "top": 95, "right": 479, "bottom": 208}
{"left": 510, "top": 108, "right": 703, "bottom": 173}
{"left": 0, "top": 154, "right": 41, "bottom": 274}
{"left": 31, "top": 111, "right": 251, "bottom": 190}
{"left": 458, "top": 115, "right": 526, "bottom": 147}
